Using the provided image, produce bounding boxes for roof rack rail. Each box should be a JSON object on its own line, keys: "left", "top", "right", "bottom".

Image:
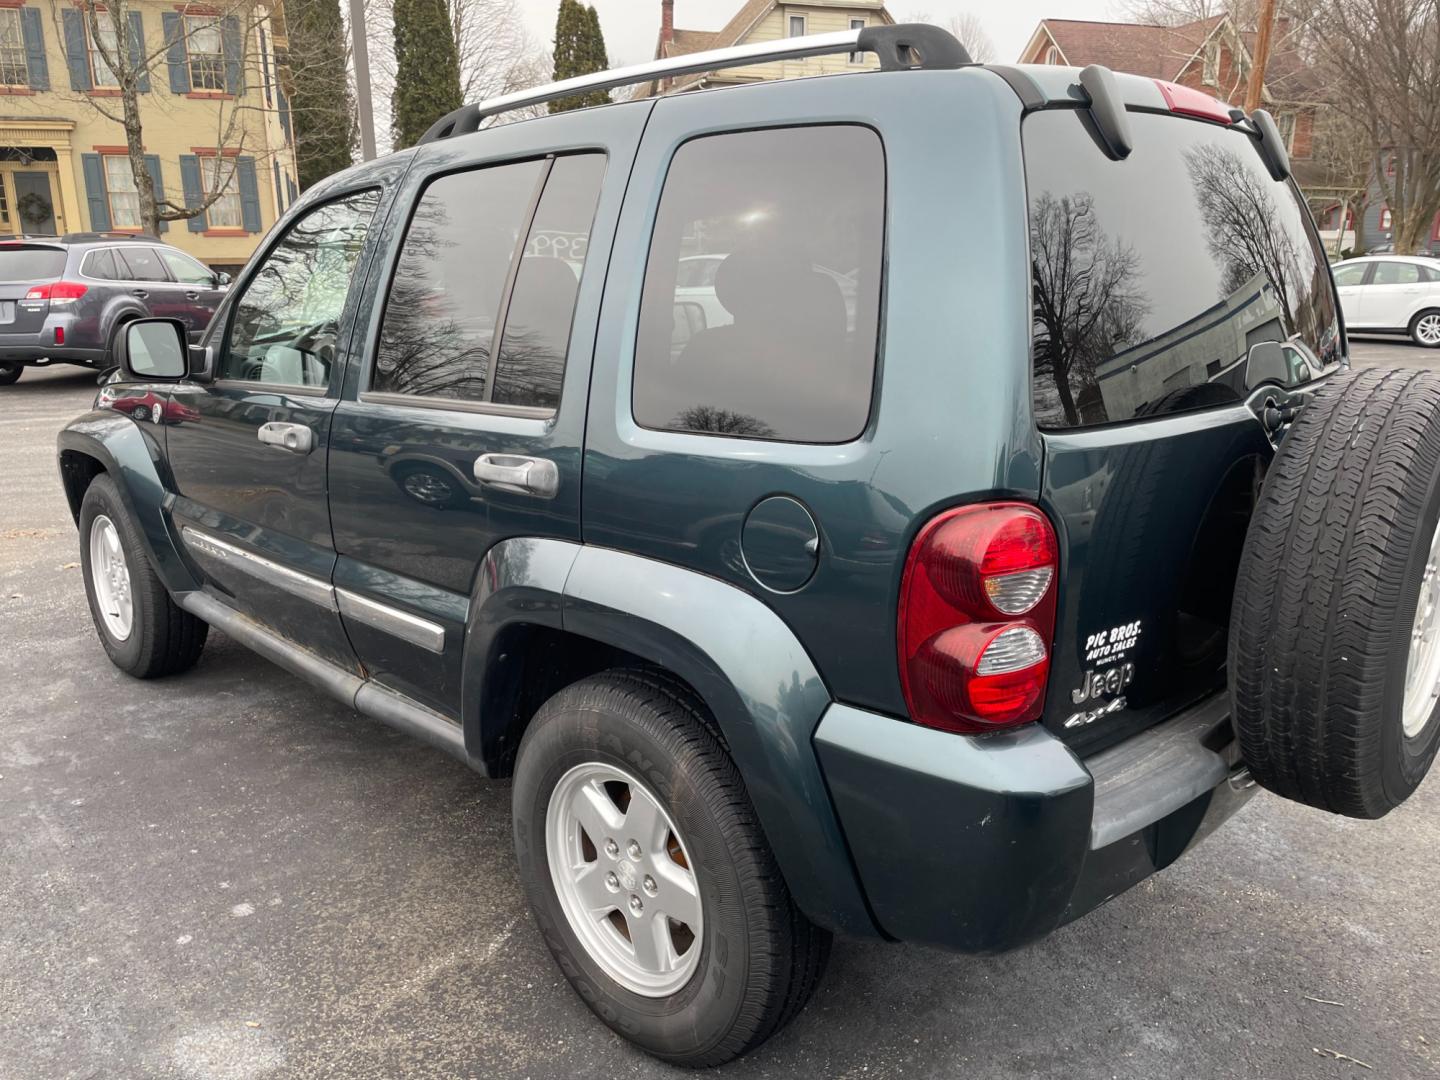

{"left": 60, "top": 231, "right": 164, "bottom": 243}
{"left": 420, "top": 23, "right": 973, "bottom": 144}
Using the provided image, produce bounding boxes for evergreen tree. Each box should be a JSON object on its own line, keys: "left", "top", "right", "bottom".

{"left": 550, "top": 0, "right": 611, "bottom": 112}
{"left": 288, "top": 0, "right": 356, "bottom": 189}
{"left": 393, "top": 0, "right": 464, "bottom": 148}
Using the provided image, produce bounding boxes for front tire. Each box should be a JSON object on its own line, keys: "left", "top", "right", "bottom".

{"left": 1411, "top": 309, "right": 1440, "bottom": 349}
{"left": 512, "top": 671, "right": 830, "bottom": 1067}
{"left": 78, "top": 474, "right": 208, "bottom": 678}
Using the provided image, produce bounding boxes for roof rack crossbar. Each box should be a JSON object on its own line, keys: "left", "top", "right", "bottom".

{"left": 420, "top": 23, "right": 972, "bottom": 144}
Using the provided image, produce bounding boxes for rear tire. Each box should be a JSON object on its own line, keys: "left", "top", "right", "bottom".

{"left": 0, "top": 360, "right": 22, "bottom": 385}
{"left": 1230, "top": 368, "right": 1440, "bottom": 817}
{"left": 512, "top": 670, "right": 830, "bottom": 1067}
{"left": 78, "top": 474, "right": 208, "bottom": 678}
{"left": 1410, "top": 309, "right": 1440, "bottom": 349}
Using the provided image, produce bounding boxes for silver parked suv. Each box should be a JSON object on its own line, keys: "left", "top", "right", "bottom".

{"left": 0, "top": 232, "right": 228, "bottom": 385}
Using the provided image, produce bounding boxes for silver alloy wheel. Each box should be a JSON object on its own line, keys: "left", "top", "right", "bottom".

{"left": 546, "top": 761, "right": 703, "bottom": 997}
{"left": 1416, "top": 313, "right": 1440, "bottom": 347}
{"left": 89, "top": 514, "right": 134, "bottom": 642}
{"left": 1403, "top": 517, "right": 1440, "bottom": 737}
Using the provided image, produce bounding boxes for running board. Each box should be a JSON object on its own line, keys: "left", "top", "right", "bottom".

{"left": 177, "top": 591, "right": 475, "bottom": 770}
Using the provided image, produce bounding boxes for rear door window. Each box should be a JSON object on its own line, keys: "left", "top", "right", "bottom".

{"left": 1023, "top": 109, "right": 1341, "bottom": 428}
{"left": 117, "top": 246, "right": 171, "bottom": 283}
{"left": 632, "top": 125, "right": 885, "bottom": 443}
{"left": 1373, "top": 261, "right": 1423, "bottom": 285}
{"left": 0, "top": 245, "right": 65, "bottom": 280}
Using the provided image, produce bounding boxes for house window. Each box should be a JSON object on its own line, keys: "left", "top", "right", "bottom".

{"left": 1380, "top": 206, "right": 1392, "bottom": 231}
{"left": 1432, "top": 212, "right": 1440, "bottom": 242}
{"left": 103, "top": 156, "right": 142, "bottom": 228}
{"left": 1044, "top": 45, "right": 1061, "bottom": 65}
{"left": 1202, "top": 43, "right": 1218, "bottom": 85}
{"left": 89, "top": 17, "right": 122, "bottom": 88}
{"left": 0, "top": 9, "right": 28, "bottom": 86}
{"left": 185, "top": 15, "right": 225, "bottom": 91}
{"left": 1274, "top": 112, "right": 1296, "bottom": 151}
{"left": 201, "top": 156, "right": 242, "bottom": 228}
{"left": 789, "top": 14, "right": 806, "bottom": 37}
{"left": 849, "top": 18, "right": 865, "bottom": 63}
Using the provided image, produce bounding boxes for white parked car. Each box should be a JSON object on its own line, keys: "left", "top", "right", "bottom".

{"left": 1332, "top": 255, "right": 1440, "bottom": 348}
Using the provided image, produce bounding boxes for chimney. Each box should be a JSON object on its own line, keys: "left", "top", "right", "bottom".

{"left": 661, "top": 0, "right": 675, "bottom": 48}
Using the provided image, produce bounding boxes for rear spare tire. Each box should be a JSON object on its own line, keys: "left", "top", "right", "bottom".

{"left": 1230, "top": 367, "right": 1440, "bottom": 817}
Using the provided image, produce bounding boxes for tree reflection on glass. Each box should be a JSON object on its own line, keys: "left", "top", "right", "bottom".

{"left": 1029, "top": 193, "right": 1147, "bottom": 426}
{"left": 670, "top": 405, "right": 777, "bottom": 439}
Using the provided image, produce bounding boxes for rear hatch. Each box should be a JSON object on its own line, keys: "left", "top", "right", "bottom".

{"left": 0, "top": 243, "right": 67, "bottom": 333}
{"left": 1022, "top": 104, "right": 1344, "bottom": 756}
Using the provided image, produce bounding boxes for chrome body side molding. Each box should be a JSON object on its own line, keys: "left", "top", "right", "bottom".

{"left": 180, "top": 526, "right": 337, "bottom": 611}
{"left": 337, "top": 588, "right": 446, "bottom": 654}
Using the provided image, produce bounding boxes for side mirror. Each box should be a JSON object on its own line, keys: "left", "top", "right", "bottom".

{"left": 1243, "top": 340, "right": 1290, "bottom": 391}
{"left": 115, "top": 318, "right": 189, "bottom": 381}
{"left": 214, "top": 271, "right": 232, "bottom": 288}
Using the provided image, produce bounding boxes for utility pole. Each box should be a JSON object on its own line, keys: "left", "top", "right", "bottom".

{"left": 349, "top": 0, "right": 378, "bottom": 160}
{"left": 1244, "top": 0, "right": 1278, "bottom": 114}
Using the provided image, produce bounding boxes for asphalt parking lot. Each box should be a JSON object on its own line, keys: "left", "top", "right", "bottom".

{"left": 2, "top": 338, "right": 1437, "bottom": 1080}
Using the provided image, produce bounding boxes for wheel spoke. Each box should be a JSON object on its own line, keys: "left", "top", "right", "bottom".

{"left": 573, "top": 862, "right": 617, "bottom": 916}
{"left": 622, "top": 787, "right": 669, "bottom": 853}
{"left": 651, "top": 857, "right": 702, "bottom": 928}
{"left": 571, "top": 778, "right": 625, "bottom": 843}
{"left": 629, "top": 909, "right": 674, "bottom": 973}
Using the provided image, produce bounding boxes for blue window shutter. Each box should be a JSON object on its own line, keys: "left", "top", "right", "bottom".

{"left": 21, "top": 8, "right": 47, "bottom": 90}
{"left": 144, "top": 155, "right": 168, "bottom": 233}
{"left": 286, "top": 174, "right": 297, "bottom": 203}
{"left": 236, "top": 156, "right": 261, "bottom": 233}
{"left": 259, "top": 26, "right": 271, "bottom": 105}
{"left": 162, "top": 12, "right": 188, "bottom": 93}
{"left": 82, "top": 154, "right": 110, "bottom": 231}
{"left": 272, "top": 159, "right": 283, "bottom": 215}
{"left": 277, "top": 84, "right": 291, "bottom": 144}
{"left": 180, "top": 155, "right": 206, "bottom": 232}
{"left": 221, "top": 16, "right": 242, "bottom": 94}
{"left": 128, "top": 12, "right": 149, "bottom": 92}
{"left": 62, "top": 9, "right": 91, "bottom": 92}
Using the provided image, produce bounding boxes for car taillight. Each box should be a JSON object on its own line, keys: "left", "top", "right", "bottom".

{"left": 897, "top": 503, "right": 1059, "bottom": 734}
{"left": 1154, "top": 79, "right": 1234, "bottom": 124}
{"left": 24, "top": 281, "right": 88, "bottom": 304}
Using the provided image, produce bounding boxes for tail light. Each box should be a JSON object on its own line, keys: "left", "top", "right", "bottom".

{"left": 898, "top": 503, "right": 1059, "bottom": 734}
{"left": 1154, "top": 79, "right": 1234, "bottom": 124}
{"left": 24, "top": 281, "right": 88, "bottom": 304}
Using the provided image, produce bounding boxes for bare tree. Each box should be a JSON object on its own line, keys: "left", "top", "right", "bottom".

{"left": 1307, "top": 108, "right": 1374, "bottom": 255}
{"left": 904, "top": 10, "right": 995, "bottom": 61}
{"left": 53, "top": 0, "right": 292, "bottom": 235}
{"left": 1309, "top": 0, "right": 1440, "bottom": 255}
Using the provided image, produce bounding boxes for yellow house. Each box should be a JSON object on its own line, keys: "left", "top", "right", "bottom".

{"left": 635, "top": 0, "right": 896, "bottom": 98}
{"left": 0, "top": 0, "right": 297, "bottom": 272}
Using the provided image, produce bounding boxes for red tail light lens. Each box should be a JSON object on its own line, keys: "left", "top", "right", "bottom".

{"left": 25, "top": 281, "right": 88, "bottom": 303}
{"left": 1154, "top": 79, "right": 1234, "bottom": 124}
{"left": 898, "top": 503, "right": 1059, "bottom": 734}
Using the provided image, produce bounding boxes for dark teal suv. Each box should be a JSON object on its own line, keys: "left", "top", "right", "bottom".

{"left": 56, "top": 25, "right": 1440, "bottom": 1067}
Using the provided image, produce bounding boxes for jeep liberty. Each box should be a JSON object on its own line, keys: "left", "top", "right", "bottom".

{"left": 57, "top": 25, "right": 1440, "bottom": 1066}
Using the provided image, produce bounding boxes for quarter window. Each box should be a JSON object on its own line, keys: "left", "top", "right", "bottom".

{"left": 633, "top": 126, "right": 885, "bottom": 443}
{"left": 185, "top": 15, "right": 225, "bottom": 90}
{"left": 103, "top": 156, "right": 141, "bottom": 229}
{"left": 220, "top": 189, "right": 379, "bottom": 385}
{"left": 372, "top": 153, "right": 604, "bottom": 410}
{"left": 83, "top": 248, "right": 121, "bottom": 280}
{"left": 0, "top": 10, "right": 26, "bottom": 86}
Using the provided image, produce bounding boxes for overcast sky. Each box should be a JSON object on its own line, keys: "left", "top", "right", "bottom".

{"left": 516, "top": 0, "right": 1123, "bottom": 69}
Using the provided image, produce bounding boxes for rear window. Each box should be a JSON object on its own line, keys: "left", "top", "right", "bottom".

{"left": 0, "top": 245, "right": 65, "bottom": 281}
{"left": 1023, "top": 109, "right": 1341, "bottom": 429}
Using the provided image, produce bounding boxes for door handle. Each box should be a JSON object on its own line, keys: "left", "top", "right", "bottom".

{"left": 131, "top": 289, "right": 148, "bottom": 299}
{"left": 257, "top": 421, "right": 314, "bottom": 454}
{"left": 473, "top": 453, "right": 559, "bottom": 498}
{"left": 184, "top": 290, "right": 200, "bottom": 300}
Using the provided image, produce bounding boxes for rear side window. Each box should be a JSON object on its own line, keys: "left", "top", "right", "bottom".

{"left": 1024, "top": 110, "right": 1341, "bottom": 429}
{"left": 0, "top": 245, "right": 65, "bottom": 280}
{"left": 633, "top": 126, "right": 884, "bottom": 443}
{"left": 83, "top": 249, "right": 122, "bottom": 280}
{"left": 1373, "top": 261, "right": 1424, "bottom": 285}
{"left": 1332, "top": 263, "right": 1367, "bottom": 287}
{"left": 372, "top": 153, "right": 604, "bottom": 410}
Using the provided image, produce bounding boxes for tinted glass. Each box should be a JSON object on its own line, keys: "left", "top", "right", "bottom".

{"left": 1373, "top": 261, "right": 1423, "bottom": 285}
{"left": 634, "top": 126, "right": 884, "bottom": 443}
{"left": 83, "top": 248, "right": 121, "bottom": 280}
{"left": 1332, "top": 263, "right": 1367, "bottom": 287}
{"left": 159, "top": 248, "right": 215, "bottom": 285}
{"left": 1024, "top": 110, "right": 1341, "bottom": 428}
{"left": 117, "top": 246, "right": 171, "bottom": 282}
{"left": 221, "top": 189, "right": 379, "bottom": 385}
{"left": 372, "top": 160, "right": 544, "bottom": 401}
{"left": 0, "top": 245, "right": 65, "bottom": 280}
{"left": 492, "top": 154, "right": 605, "bottom": 410}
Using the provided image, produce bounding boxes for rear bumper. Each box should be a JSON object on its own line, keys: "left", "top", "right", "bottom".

{"left": 814, "top": 692, "right": 1253, "bottom": 953}
{"left": 0, "top": 315, "right": 103, "bottom": 366}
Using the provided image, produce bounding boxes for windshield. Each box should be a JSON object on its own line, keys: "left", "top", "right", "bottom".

{"left": 0, "top": 245, "right": 65, "bottom": 282}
